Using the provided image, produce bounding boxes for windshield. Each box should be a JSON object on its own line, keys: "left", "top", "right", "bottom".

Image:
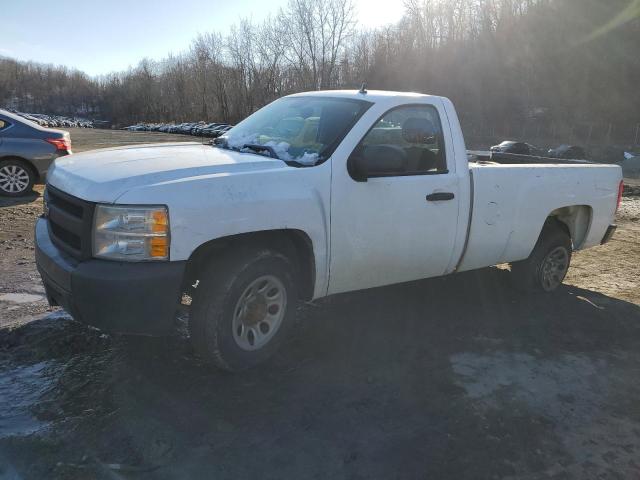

{"left": 216, "top": 96, "right": 371, "bottom": 166}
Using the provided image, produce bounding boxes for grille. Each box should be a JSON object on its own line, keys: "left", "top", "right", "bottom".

{"left": 46, "top": 185, "right": 95, "bottom": 260}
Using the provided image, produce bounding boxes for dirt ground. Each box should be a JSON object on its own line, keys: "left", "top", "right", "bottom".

{"left": 66, "top": 128, "right": 201, "bottom": 152}
{"left": 1, "top": 129, "right": 640, "bottom": 479}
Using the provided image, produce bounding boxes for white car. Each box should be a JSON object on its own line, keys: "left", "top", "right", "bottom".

{"left": 36, "top": 90, "right": 623, "bottom": 371}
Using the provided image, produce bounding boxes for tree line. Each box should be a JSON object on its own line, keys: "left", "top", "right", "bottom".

{"left": 1, "top": 0, "right": 638, "bottom": 134}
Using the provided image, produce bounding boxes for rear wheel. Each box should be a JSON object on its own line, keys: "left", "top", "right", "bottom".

{"left": 189, "top": 247, "right": 298, "bottom": 371}
{"left": 0, "top": 159, "right": 35, "bottom": 196}
{"left": 511, "top": 221, "right": 572, "bottom": 293}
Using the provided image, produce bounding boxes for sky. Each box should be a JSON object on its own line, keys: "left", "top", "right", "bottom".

{"left": 2, "top": 0, "right": 406, "bottom": 77}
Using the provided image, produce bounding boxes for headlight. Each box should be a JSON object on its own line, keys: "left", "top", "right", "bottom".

{"left": 93, "top": 205, "right": 169, "bottom": 261}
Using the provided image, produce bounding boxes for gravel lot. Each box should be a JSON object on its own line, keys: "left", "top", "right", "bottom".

{"left": 1, "top": 129, "right": 639, "bottom": 479}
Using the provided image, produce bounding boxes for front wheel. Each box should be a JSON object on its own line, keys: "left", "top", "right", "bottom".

{"left": 0, "top": 159, "right": 35, "bottom": 196}
{"left": 189, "top": 248, "right": 298, "bottom": 371}
{"left": 511, "top": 222, "right": 572, "bottom": 293}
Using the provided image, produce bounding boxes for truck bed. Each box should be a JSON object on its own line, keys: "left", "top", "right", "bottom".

{"left": 457, "top": 161, "right": 622, "bottom": 272}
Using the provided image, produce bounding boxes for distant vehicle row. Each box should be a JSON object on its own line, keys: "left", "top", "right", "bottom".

{"left": 124, "top": 122, "right": 233, "bottom": 137}
{"left": 5, "top": 111, "right": 95, "bottom": 129}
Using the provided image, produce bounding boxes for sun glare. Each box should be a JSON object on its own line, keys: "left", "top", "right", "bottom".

{"left": 355, "top": 0, "right": 406, "bottom": 28}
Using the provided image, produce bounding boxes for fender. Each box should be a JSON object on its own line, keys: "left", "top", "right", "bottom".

{"left": 117, "top": 158, "right": 332, "bottom": 299}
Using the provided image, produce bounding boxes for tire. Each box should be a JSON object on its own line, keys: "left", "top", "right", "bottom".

{"left": 511, "top": 221, "right": 572, "bottom": 293}
{"left": 189, "top": 247, "right": 298, "bottom": 371}
{"left": 0, "top": 159, "right": 35, "bottom": 197}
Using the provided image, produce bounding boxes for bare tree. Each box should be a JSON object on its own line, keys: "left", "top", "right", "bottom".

{"left": 284, "top": 0, "right": 356, "bottom": 89}
{"left": 2, "top": 0, "right": 639, "bottom": 134}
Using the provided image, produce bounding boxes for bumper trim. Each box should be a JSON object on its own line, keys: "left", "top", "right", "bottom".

{"left": 601, "top": 224, "right": 617, "bottom": 245}
{"left": 35, "top": 217, "right": 186, "bottom": 335}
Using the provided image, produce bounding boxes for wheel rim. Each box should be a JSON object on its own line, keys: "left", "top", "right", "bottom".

{"left": 540, "top": 246, "right": 569, "bottom": 291}
{"left": 0, "top": 165, "right": 30, "bottom": 193}
{"left": 231, "top": 275, "right": 287, "bottom": 351}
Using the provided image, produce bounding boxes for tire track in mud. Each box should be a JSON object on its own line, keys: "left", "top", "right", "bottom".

{"left": 1, "top": 268, "right": 640, "bottom": 478}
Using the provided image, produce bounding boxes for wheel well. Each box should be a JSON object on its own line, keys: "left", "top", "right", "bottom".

{"left": 0, "top": 156, "right": 40, "bottom": 182}
{"left": 182, "top": 230, "right": 316, "bottom": 301}
{"left": 545, "top": 205, "right": 592, "bottom": 249}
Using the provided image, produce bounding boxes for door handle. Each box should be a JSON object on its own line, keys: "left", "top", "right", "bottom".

{"left": 426, "top": 192, "right": 455, "bottom": 201}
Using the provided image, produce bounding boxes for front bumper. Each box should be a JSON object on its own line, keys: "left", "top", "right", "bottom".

{"left": 35, "top": 217, "right": 186, "bottom": 335}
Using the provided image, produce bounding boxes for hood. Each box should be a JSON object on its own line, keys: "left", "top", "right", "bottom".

{"left": 47, "top": 142, "right": 287, "bottom": 202}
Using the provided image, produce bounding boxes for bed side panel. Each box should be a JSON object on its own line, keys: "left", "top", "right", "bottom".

{"left": 458, "top": 164, "right": 620, "bottom": 272}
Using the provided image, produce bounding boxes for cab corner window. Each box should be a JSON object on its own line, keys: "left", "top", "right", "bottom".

{"left": 350, "top": 105, "right": 447, "bottom": 178}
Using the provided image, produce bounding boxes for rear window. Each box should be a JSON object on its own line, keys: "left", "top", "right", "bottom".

{"left": 1, "top": 110, "right": 40, "bottom": 129}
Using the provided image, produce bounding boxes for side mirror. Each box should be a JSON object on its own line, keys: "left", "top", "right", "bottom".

{"left": 347, "top": 149, "right": 368, "bottom": 182}
{"left": 347, "top": 145, "right": 407, "bottom": 182}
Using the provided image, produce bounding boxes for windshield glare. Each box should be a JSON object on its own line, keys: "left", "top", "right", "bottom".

{"left": 218, "top": 97, "right": 370, "bottom": 166}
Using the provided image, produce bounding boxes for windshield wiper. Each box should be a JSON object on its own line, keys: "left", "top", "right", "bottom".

{"left": 211, "top": 138, "right": 275, "bottom": 159}
{"left": 211, "top": 137, "right": 228, "bottom": 148}
{"left": 212, "top": 138, "right": 308, "bottom": 166}
{"left": 242, "top": 144, "right": 309, "bottom": 167}
{"left": 241, "top": 144, "right": 279, "bottom": 159}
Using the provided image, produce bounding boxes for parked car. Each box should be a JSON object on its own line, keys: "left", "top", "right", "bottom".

{"left": 0, "top": 109, "right": 71, "bottom": 196}
{"left": 548, "top": 144, "right": 587, "bottom": 160}
{"left": 36, "top": 90, "right": 622, "bottom": 371}
{"left": 490, "top": 140, "right": 542, "bottom": 155}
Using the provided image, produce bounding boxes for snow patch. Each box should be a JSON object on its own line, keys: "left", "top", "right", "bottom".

{"left": 226, "top": 133, "right": 258, "bottom": 149}
{"left": 0, "top": 293, "right": 46, "bottom": 304}
{"left": 295, "top": 152, "right": 320, "bottom": 165}
{"left": 225, "top": 135, "right": 320, "bottom": 165}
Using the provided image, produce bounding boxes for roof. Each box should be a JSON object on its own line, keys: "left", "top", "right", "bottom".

{"left": 287, "top": 89, "right": 435, "bottom": 103}
{"left": 0, "top": 109, "right": 41, "bottom": 129}
{"left": 0, "top": 109, "right": 25, "bottom": 122}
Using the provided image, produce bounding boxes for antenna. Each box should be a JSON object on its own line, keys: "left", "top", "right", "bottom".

{"left": 359, "top": 82, "right": 367, "bottom": 94}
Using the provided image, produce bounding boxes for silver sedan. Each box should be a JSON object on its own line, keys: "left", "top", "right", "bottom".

{"left": 0, "top": 109, "right": 71, "bottom": 196}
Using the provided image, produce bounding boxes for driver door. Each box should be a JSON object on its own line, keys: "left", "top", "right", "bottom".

{"left": 328, "top": 102, "right": 461, "bottom": 295}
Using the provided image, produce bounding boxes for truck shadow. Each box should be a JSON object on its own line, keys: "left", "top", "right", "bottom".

{"left": 0, "top": 189, "right": 41, "bottom": 207}
{"left": 2, "top": 267, "right": 640, "bottom": 478}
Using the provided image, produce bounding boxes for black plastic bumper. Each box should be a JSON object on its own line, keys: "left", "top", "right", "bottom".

{"left": 601, "top": 224, "right": 617, "bottom": 245}
{"left": 35, "top": 217, "right": 186, "bottom": 335}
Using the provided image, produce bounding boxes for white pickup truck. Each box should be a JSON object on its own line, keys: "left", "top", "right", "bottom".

{"left": 36, "top": 90, "right": 623, "bottom": 370}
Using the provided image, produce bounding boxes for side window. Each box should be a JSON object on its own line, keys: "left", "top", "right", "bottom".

{"left": 0, "top": 119, "right": 6, "bottom": 131}
{"left": 351, "top": 105, "right": 447, "bottom": 178}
